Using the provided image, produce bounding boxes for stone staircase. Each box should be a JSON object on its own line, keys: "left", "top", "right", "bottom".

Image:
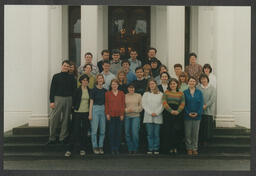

{"left": 3, "top": 124, "right": 250, "bottom": 160}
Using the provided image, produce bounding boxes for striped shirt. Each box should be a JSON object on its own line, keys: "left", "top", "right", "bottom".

{"left": 162, "top": 90, "right": 185, "bottom": 113}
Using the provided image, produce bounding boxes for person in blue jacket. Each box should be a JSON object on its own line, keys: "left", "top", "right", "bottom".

{"left": 183, "top": 76, "right": 203, "bottom": 156}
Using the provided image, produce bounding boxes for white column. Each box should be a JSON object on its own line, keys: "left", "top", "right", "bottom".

{"left": 150, "top": 6, "right": 168, "bottom": 66}
{"left": 191, "top": 7, "right": 216, "bottom": 70}
{"left": 214, "top": 7, "right": 235, "bottom": 127}
{"left": 81, "top": 6, "right": 101, "bottom": 65}
{"left": 166, "top": 6, "right": 185, "bottom": 75}
{"left": 28, "top": 6, "right": 51, "bottom": 126}
{"left": 232, "top": 7, "right": 250, "bottom": 128}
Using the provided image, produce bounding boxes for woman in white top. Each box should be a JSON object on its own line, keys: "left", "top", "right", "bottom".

{"left": 142, "top": 79, "right": 163, "bottom": 155}
{"left": 203, "top": 64, "right": 216, "bottom": 88}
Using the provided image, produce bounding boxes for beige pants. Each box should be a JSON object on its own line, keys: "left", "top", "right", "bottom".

{"left": 49, "top": 96, "right": 72, "bottom": 141}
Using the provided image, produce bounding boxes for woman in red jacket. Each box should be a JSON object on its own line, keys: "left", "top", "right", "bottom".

{"left": 105, "top": 79, "right": 125, "bottom": 155}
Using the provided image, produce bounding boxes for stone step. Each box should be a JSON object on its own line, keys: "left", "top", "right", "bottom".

{"left": 4, "top": 142, "right": 250, "bottom": 154}
{"left": 3, "top": 151, "right": 250, "bottom": 161}
{"left": 211, "top": 135, "right": 250, "bottom": 144}
{"left": 4, "top": 135, "right": 49, "bottom": 143}
{"left": 13, "top": 126, "right": 49, "bottom": 135}
{"left": 200, "top": 144, "right": 250, "bottom": 153}
{"left": 213, "top": 127, "right": 250, "bottom": 136}
{"left": 4, "top": 143, "right": 68, "bottom": 153}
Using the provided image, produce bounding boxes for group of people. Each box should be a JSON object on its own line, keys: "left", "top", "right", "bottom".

{"left": 48, "top": 47, "right": 217, "bottom": 157}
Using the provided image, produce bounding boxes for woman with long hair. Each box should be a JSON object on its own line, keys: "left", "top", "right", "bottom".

{"left": 143, "top": 64, "right": 152, "bottom": 79}
{"left": 178, "top": 72, "right": 189, "bottom": 92}
{"left": 116, "top": 70, "right": 128, "bottom": 94}
{"left": 142, "top": 79, "right": 163, "bottom": 155}
{"left": 162, "top": 78, "right": 185, "bottom": 154}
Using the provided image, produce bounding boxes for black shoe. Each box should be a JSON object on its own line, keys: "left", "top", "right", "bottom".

{"left": 46, "top": 140, "right": 57, "bottom": 145}
{"left": 59, "top": 138, "right": 69, "bottom": 145}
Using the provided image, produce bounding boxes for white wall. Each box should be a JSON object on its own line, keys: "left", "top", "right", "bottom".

{"left": 4, "top": 5, "right": 32, "bottom": 131}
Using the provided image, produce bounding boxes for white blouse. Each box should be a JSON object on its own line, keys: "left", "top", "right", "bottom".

{"left": 142, "top": 91, "right": 164, "bottom": 124}
{"left": 209, "top": 73, "right": 217, "bottom": 88}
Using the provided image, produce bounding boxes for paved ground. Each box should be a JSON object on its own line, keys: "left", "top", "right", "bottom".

{"left": 4, "top": 154, "right": 250, "bottom": 171}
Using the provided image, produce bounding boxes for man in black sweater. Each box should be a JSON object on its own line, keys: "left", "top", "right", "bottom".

{"left": 48, "top": 60, "right": 77, "bottom": 144}
{"left": 132, "top": 67, "right": 148, "bottom": 95}
{"left": 142, "top": 47, "right": 162, "bottom": 67}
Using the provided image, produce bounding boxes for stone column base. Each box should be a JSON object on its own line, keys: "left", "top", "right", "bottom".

{"left": 29, "top": 114, "right": 49, "bottom": 127}
{"left": 215, "top": 115, "right": 235, "bottom": 128}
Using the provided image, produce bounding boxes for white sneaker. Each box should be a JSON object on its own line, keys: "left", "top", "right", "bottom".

{"left": 65, "top": 151, "right": 71, "bottom": 157}
{"left": 147, "top": 151, "right": 153, "bottom": 155}
{"left": 80, "top": 150, "right": 86, "bottom": 156}
{"left": 99, "top": 148, "right": 104, "bottom": 154}
{"left": 93, "top": 148, "right": 100, "bottom": 154}
{"left": 154, "top": 151, "right": 159, "bottom": 155}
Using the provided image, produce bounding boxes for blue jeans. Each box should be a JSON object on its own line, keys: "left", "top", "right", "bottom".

{"left": 125, "top": 116, "right": 140, "bottom": 152}
{"left": 145, "top": 123, "right": 160, "bottom": 151}
{"left": 90, "top": 105, "right": 106, "bottom": 148}
{"left": 109, "top": 117, "right": 122, "bottom": 152}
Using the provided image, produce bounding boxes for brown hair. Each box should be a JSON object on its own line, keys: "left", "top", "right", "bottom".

{"left": 178, "top": 71, "right": 188, "bottom": 84}
{"left": 143, "top": 64, "right": 152, "bottom": 77}
{"left": 188, "top": 76, "right": 198, "bottom": 87}
{"left": 146, "top": 79, "right": 160, "bottom": 94}
{"left": 199, "top": 73, "right": 209, "bottom": 84}
{"left": 167, "top": 78, "right": 180, "bottom": 92}
{"left": 69, "top": 61, "right": 78, "bottom": 78}
{"left": 110, "top": 79, "right": 120, "bottom": 90}
{"left": 95, "top": 73, "right": 105, "bottom": 85}
{"left": 117, "top": 70, "right": 127, "bottom": 85}
{"left": 174, "top": 63, "right": 182, "bottom": 69}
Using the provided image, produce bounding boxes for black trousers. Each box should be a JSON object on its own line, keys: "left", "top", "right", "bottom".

{"left": 199, "top": 115, "right": 214, "bottom": 143}
{"left": 139, "top": 110, "right": 147, "bottom": 152}
{"left": 160, "top": 109, "right": 184, "bottom": 154}
{"left": 67, "top": 112, "right": 90, "bottom": 151}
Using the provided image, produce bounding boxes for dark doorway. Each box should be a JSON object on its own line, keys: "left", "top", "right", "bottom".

{"left": 69, "top": 6, "right": 81, "bottom": 67}
{"left": 185, "top": 6, "right": 191, "bottom": 66}
{"left": 108, "top": 6, "right": 151, "bottom": 61}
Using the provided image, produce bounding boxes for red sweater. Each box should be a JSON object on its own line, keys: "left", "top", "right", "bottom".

{"left": 105, "top": 90, "right": 125, "bottom": 117}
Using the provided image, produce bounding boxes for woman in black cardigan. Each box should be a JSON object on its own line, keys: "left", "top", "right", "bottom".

{"left": 65, "top": 74, "right": 92, "bottom": 157}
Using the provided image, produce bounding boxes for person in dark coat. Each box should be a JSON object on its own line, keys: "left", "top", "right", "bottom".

{"left": 64, "top": 74, "right": 92, "bottom": 157}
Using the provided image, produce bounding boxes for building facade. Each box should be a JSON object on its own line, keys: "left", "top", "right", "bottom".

{"left": 4, "top": 5, "right": 251, "bottom": 131}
